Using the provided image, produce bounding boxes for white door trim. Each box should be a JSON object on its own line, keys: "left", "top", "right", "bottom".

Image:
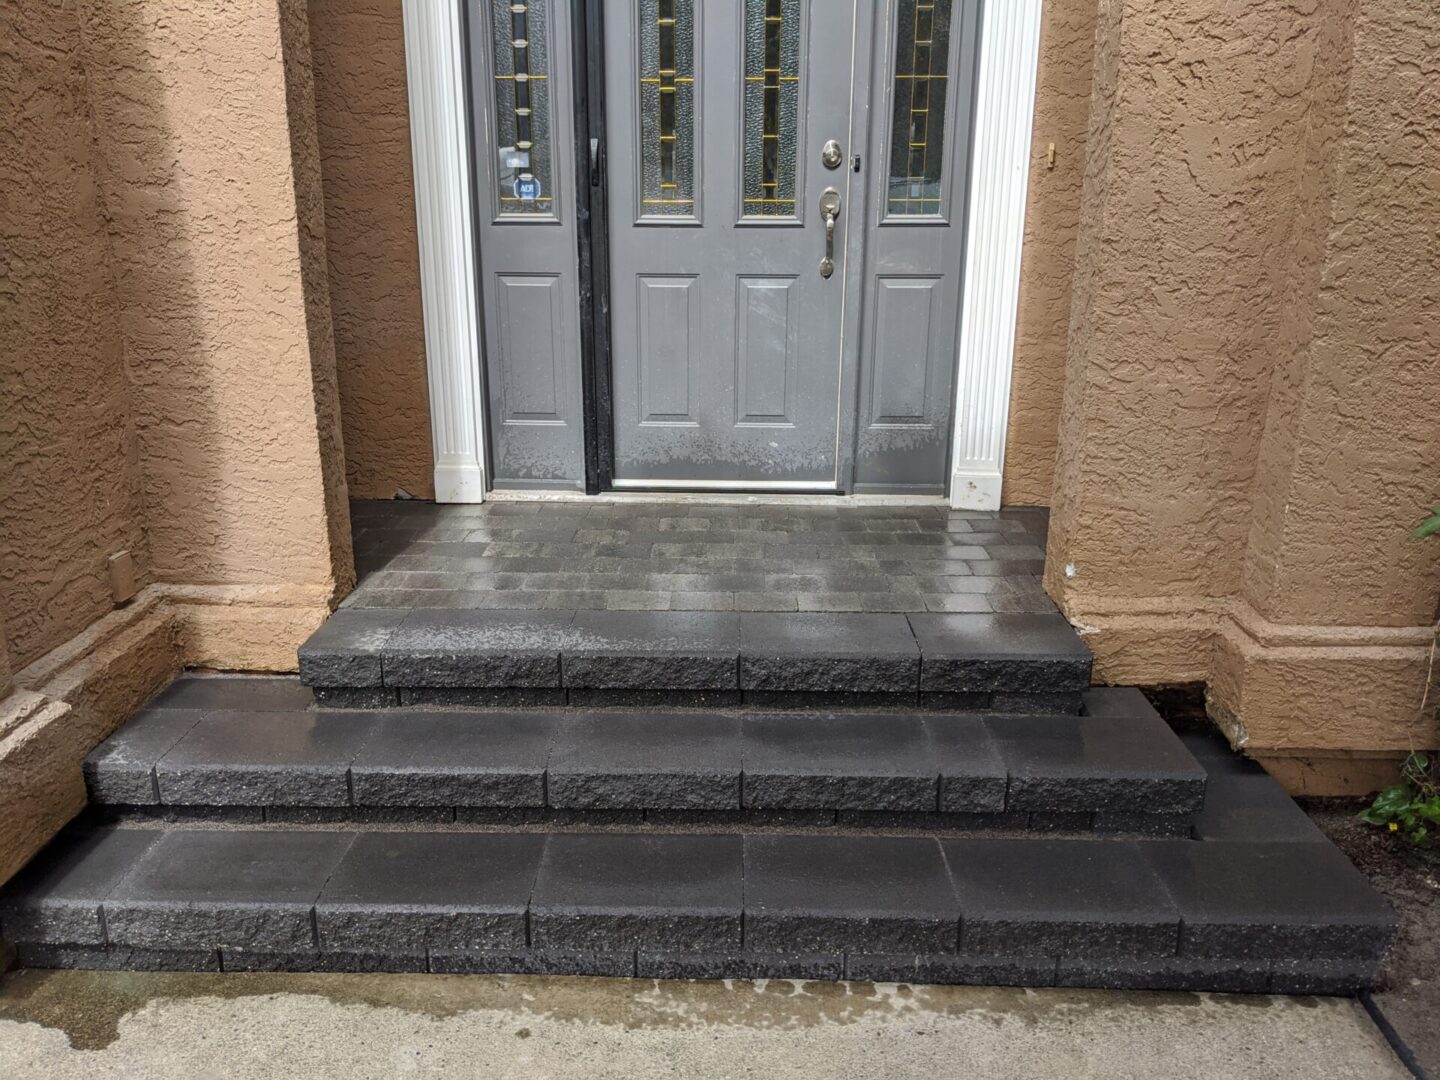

{"left": 403, "top": 0, "right": 487, "bottom": 502}
{"left": 948, "top": 0, "right": 1045, "bottom": 510}
{"left": 404, "top": 0, "right": 1044, "bottom": 507}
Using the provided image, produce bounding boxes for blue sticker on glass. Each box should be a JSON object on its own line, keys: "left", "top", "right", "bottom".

{"left": 514, "top": 174, "right": 542, "bottom": 202}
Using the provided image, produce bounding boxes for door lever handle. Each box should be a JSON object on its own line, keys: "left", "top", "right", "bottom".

{"left": 819, "top": 187, "right": 841, "bottom": 280}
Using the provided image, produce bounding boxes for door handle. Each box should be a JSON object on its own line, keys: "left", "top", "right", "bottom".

{"left": 819, "top": 187, "right": 841, "bottom": 280}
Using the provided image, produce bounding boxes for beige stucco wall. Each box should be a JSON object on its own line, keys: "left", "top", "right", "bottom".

{"left": 1001, "top": 0, "right": 1097, "bottom": 507}
{"left": 1045, "top": 0, "right": 1440, "bottom": 790}
{"left": 0, "top": 0, "right": 357, "bottom": 882}
{"left": 1, "top": 0, "right": 152, "bottom": 673}
{"left": 309, "top": 0, "right": 436, "bottom": 501}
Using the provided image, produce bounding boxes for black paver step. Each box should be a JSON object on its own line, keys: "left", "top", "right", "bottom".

{"left": 0, "top": 824, "right": 1396, "bottom": 994}
{"left": 297, "top": 609, "right": 1093, "bottom": 710}
{"left": 82, "top": 680, "right": 1203, "bottom": 831}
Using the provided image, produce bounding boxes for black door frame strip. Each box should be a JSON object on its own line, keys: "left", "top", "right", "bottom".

{"left": 570, "top": 0, "right": 614, "bottom": 493}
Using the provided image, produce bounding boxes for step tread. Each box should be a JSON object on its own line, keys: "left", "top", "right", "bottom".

{"left": 0, "top": 825, "right": 1396, "bottom": 994}
{"left": 298, "top": 608, "right": 1093, "bottom": 698}
{"left": 84, "top": 684, "right": 1204, "bottom": 818}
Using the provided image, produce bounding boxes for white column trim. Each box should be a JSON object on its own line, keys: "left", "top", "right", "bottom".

{"left": 403, "top": 0, "right": 487, "bottom": 502}
{"left": 948, "top": 0, "right": 1046, "bottom": 510}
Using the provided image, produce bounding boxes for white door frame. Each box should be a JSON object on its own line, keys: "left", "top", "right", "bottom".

{"left": 403, "top": 0, "right": 1045, "bottom": 509}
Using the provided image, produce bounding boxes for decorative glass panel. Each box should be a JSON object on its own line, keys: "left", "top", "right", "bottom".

{"left": 492, "top": 0, "right": 554, "bottom": 217}
{"left": 639, "top": 0, "right": 696, "bottom": 217}
{"left": 742, "top": 0, "right": 802, "bottom": 218}
{"left": 887, "top": 0, "right": 952, "bottom": 217}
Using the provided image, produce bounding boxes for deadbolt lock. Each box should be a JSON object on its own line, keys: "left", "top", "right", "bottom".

{"left": 821, "top": 140, "right": 844, "bottom": 170}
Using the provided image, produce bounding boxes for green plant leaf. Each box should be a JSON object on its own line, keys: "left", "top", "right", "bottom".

{"left": 1414, "top": 509, "right": 1440, "bottom": 539}
{"left": 1359, "top": 807, "right": 1393, "bottom": 826}
{"left": 1371, "top": 785, "right": 1414, "bottom": 815}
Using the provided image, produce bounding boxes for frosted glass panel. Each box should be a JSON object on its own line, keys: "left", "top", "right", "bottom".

{"left": 639, "top": 0, "right": 697, "bottom": 218}
{"left": 491, "top": 0, "right": 554, "bottom": 217}
{"left": 742, "top": 0, "right": 802, "bottom": 218}
{"left": 887, "top": 0, "right": 952, "bottom": 217}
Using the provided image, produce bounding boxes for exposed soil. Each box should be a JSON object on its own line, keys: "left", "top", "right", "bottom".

{"left": 1306, "top": 800, "right": 1440, "bottom": 1076}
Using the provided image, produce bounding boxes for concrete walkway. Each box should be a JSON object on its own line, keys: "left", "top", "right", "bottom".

{"left": 0, "top": 970, "right": 1408, "bottom": 1079}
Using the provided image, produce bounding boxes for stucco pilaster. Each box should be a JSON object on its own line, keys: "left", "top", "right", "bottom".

{"left": 75, "top": 0, "right": 353, "bottom": 607}
{"left": 1045, "top": 0, "right": 1440, "bottom": 790}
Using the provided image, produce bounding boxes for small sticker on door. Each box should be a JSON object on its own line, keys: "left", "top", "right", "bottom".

{"left": 514, "top": 174, "right": 542, "bottom": 203}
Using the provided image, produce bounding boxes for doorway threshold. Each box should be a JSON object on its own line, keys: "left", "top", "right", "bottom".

{"left": 483, "top": 490, "right": 951, "bottom": 508}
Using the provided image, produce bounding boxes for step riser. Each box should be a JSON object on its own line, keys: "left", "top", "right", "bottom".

{"left": 1, "top": 832, "right": 1395, "bottom": 996}
{"left": 299, "top": 610, "right": 1095, "bottom": 707}
{"left": 83, "top": 699, "right": 1208, "bottom": 824}
{"left": 86, "top": 806, "right": 1197, "bottom": 837}
{"left": 313, "top": 688, "right": 1087, "bottom": 712}
{"left": 10, "top": 943, "right": 1384, "bottom": 995}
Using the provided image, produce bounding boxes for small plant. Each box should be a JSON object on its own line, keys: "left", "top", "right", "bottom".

{"left": 1360, "top": 752, "right": 1440, "bottom": 846}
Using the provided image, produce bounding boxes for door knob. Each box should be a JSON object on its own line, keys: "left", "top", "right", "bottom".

{"left": 819, "top": 188, "right": 841, "bottom": 280}
{"left": 821, "top": 140, "right": 844, "bottom": 170}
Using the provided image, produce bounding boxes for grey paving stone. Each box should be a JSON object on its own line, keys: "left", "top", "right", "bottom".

{"left": 1055, "top": 956, "right": 1271, "bottom": 993}
{"left": 1179, "top": 732, "right": 1326, "bottom": 843}
{"left": 428, "top": 950, "right": 637, "bottom": 977}
{"left": 846, "top": 953, "right": 1058, "bottom": 988}
{"left": 315, "top": 832, "right": 544, "bottom": 952}
{"left": 0, "top": 829, "right": 162, "bottom": 945}
{"left": 738, "top": 613, "right": 921, "bottom": 693}
{"left": 220, "top": 950, "right": 429, "bottom": 974}
{"left": 148, "top": 674, "right": 318, "bottom": 711}
{"left": 908, "top": 613, "right": 1091, "bottom": 693}
{"left": 1092, "top": 812, "right": 1194, "bottom": 837}
{"left": 298, "top": 611, "right": 408, "bottom": 687}
{"left": 547, "top": 712, "right": 742, "bottom": 810}
{"left": 744, "top": 835, "right": 959, "bottom": 955}
{"left": 401, "top": 687, "right": 566, "bottom": 707}
{"left": 944, "top": 838, "right": 1180, "bottom": 959}
{"left": 990, "top": 691, "right": 1085, "bottom": 714}
{"left": 741, "top": 713, "right": 939, "bottom": 811}
{"left": 988, "top": 713, "right": 1207, "bottom": 814}
{"left": 922, "top": 716, "right": 1008, "bottom": 813}
{"left": 85, "top": 709, "right": 207, "bottom": 804}
{"left": 16, "top": 944, "right": 221, "bottom": 972}
{"left": 105, "top": 830, "right": 356, "bottom": 951}
{"left": 379, "top": 609, "right": 574, "bottom": 687}
{"left": 566, "top": 688, "right": 743, "bottom": 708}
{"left": 1142, "top": 840, "right": 1398, "bottom": 962}
{"left": 637, "top": 952, "right": 844, "bottom": 981}
{"left": 154, "top": 710, "right": 382, "bottom": 807}
{"left": 561, "top": 611, "right": 741, "bottom": 690}
{"left": 314, "top": 687, "right": 400, "bottom": 708}
{"left": 530, "top": 833, "right": 742, "bottom": 951}
{"left": 348, "top": 711, "right": 554, "bottom": 808}
{"left": 1266, "top": 957, "right": 1387, "bottom": 995}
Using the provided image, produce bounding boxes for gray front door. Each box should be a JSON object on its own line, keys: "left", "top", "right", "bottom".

{"left": 469, "top": 0, "right": 588, "bottom": 490}
{"left": 604, "top": 0, "right": 866, "bottom": 490}
{"left": 468, "top": 0, "right": 981, "bottom": 495}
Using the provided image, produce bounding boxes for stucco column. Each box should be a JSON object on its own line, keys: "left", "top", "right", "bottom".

{"left": 74, "top": 0, "right": 356, "bottom": 668}
{"left": 1044, "top": 0, "right": 1440, "bottom": 791}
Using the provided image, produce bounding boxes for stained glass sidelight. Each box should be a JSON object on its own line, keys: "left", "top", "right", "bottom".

{"left": 887, "top": 0, "right": 952, "bottom": 217}
{"left": 638, "top": 0, "right": 697, "bottom": 217}
{"left": 742, "top": 0, "right": 802, "bottom": 218}
{"left": 492, "top": 0, "right": 554, "bottom": 217}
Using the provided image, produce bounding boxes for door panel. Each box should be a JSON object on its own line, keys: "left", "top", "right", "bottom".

{"left": 853, "top": 0, "right": 981, "bottom": 493}
{"left": 636, "top": 276, "right": 700, "bottom": 423}
{"left": 605, "top": 0, "right": 862, "bottom": 488}
{"left": 468, "top": 0, "right": 586, "bottom": 489}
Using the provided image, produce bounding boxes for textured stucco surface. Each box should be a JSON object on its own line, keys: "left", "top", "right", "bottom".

{"left": 309, "top": 0, "right": 436, "bottom": 500}
{"left": 1001, "top": 0, "right": 1097, "bottom": 507}
{"left": 78, "top": 0, "right": 352, "bottom": 595}
{"left": 0, "top": 1, "right": 357, "bottom": 881}
{"left": 1045, "top": 0, "right": 1440, "bottom": 777}
{"left": 0, "top": 0, "right": 151, "bottom": 673}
